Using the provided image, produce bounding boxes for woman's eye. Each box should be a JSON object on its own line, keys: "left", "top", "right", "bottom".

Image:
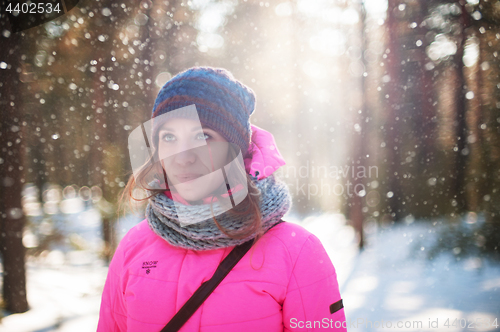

{"left": 161, "top": 133, "right": 176, "bottom": 142}
{"left": 196, "top": 132, "right": 211, "bottom": 140}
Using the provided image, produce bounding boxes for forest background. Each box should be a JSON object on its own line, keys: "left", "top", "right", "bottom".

{"left": 0, "top": 0, "right": 499, "bottom": 314}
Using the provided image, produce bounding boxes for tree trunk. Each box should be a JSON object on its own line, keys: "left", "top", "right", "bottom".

{"left": 384, "top": 0, "right": 404, "bottom": 222}
{"left": 0, "top": 22, "right": 29, "bottom": 313}
{"left": 348, "top": 1, "right": 368, "bottom": 249}
{"left": 452, "top": 2, "right": 471, "bottom": 213}
{"left": 88, "top": 3, "right": 115, "bottom": 263}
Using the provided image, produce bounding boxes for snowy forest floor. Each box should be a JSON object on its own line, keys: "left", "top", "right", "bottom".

{"left": 1, "top": 211, "right": 499, "bottom": 331}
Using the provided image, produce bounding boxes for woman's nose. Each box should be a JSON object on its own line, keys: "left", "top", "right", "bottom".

{"left": 173, "top": 147, "right": 197, "bottom": 166}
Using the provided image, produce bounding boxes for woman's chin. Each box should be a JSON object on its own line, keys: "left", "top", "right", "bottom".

{"left": 171, "top": 187, "right": 198, "bottom": 201}
{"left": 179, "top": 194, "right": 204, "bottom": 204}
{"left": 172, "top": 183, "right": 210, "bottom": 202}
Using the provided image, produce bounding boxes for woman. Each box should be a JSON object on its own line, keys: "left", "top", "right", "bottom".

{"left": 97, "top": 67, "right": 347, "bottom": 331}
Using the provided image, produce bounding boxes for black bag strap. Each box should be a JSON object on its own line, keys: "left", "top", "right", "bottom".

{"left": 161, "top": 220, "right": 284, "bottom": 332}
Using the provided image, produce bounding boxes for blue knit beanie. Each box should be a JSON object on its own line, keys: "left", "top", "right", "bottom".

{"left": 151, "top": 67, "right": 256, "bottom": 156}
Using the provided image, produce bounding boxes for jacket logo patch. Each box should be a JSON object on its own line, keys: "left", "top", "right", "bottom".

{"left": 142, "top": 261, "right": 158, "bottom": 274}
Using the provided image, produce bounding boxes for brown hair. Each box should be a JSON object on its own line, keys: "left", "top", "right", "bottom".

{"left": 118, "top": 142, "right": 265, "bottom": 243}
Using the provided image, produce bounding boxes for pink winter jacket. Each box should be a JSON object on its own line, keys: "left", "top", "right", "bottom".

{"left": 97, "top": 220, "right": 346, "bottom": 331}
{"left": 97, "top": 125, "right": 346, "bottom": 331}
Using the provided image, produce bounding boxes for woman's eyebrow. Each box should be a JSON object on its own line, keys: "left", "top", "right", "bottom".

{"left": 201, "top": 126, "right": 215, "bottom": 131}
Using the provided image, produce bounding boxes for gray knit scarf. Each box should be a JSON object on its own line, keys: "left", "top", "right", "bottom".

{"left": 146, "top": 174, "right": 292, "bottom": 250}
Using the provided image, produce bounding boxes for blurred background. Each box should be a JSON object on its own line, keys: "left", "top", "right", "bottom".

{"left": 1, "top": 0, "right": 499, "bottom": 331}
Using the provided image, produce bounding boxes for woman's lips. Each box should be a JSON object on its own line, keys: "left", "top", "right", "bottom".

{"left": 175, "top": 174, "right": 202, "bottom": 183}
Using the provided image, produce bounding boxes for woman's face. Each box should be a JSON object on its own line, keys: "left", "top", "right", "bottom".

{"left": 157, "top": 117, "right": 230, "bottom": 203}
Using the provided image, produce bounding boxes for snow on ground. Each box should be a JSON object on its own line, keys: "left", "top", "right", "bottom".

{"left": 1, "top": 211, "right": 499, "bottom": 331}
{"left": 340, "top": 221, "right": 500, "bottom": 332}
